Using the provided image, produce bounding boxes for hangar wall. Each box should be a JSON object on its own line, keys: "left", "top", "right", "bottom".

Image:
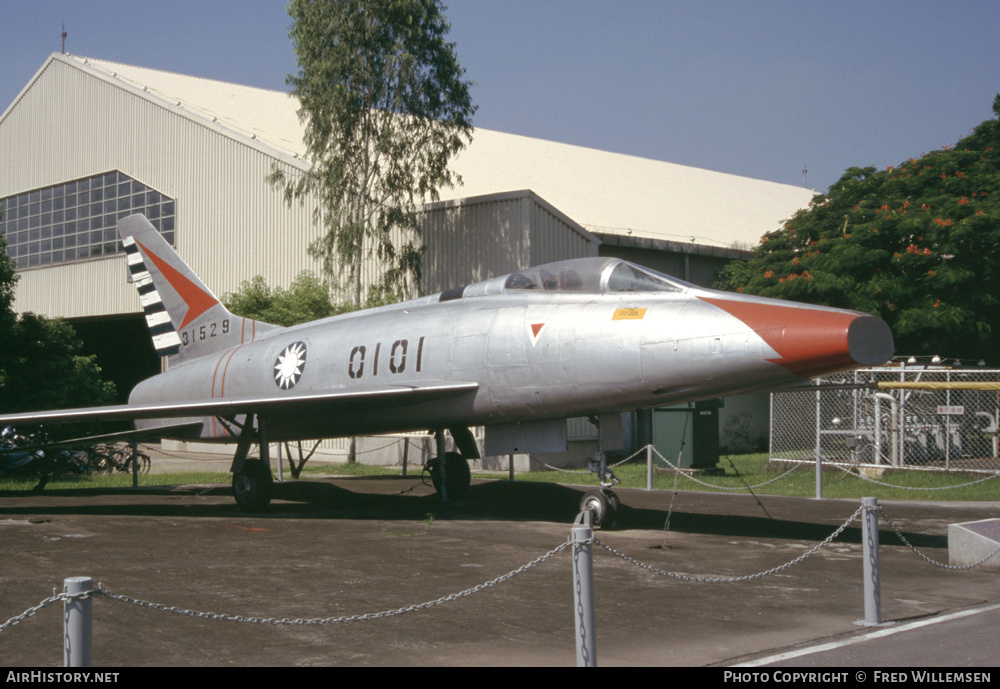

{"left": 2, "top": 56, "right": 600, "bottom": 319}
{"left": 419, "top": 190, "right": 598, "bottom": 294}
{"left": 1, "top": 55, "right": 319, "bottom": 319}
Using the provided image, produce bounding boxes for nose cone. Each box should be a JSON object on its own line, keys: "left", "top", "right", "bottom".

{"left": 699, "top": 297, "right": 894, "bottom": 379}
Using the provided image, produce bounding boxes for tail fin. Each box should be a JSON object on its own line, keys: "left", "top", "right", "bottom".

{"left": 118, "top": 214, "right": 281, "bottom": 362}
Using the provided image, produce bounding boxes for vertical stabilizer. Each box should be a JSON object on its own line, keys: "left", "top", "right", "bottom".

{"left": 118, "top": 214, "right": 282, "bottom": 362}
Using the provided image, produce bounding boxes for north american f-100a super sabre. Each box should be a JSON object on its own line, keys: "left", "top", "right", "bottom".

{"left": 0, "top": 214, "right": 894, "bottom": 519}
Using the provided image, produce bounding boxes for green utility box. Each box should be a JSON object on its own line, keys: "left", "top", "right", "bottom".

{"left": 653, "top": 399, "right": 722, "bottom": 470}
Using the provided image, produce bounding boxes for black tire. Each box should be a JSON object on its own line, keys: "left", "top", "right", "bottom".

{"left": 86, "top": 452, "right": 114, "bottom": 475}
{"left": 580, "top": 490, "right": 619, "bottom": 528}
{"left": 126, "top": 451, "right": 151, "bottom": 475}
{"left": 429, "top": 451, "right": 471, "bottom": 500}
{"left": 232, "top": 461, "right": 273, "bottom": 512}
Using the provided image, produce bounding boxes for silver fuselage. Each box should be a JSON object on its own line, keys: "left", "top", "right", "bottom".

{"left": 131, "top": 268, "right": 892, "bottom": 442}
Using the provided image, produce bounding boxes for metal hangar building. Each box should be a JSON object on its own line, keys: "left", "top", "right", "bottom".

{"left": 1, "top": 53, "right": 815, "bottom": 464}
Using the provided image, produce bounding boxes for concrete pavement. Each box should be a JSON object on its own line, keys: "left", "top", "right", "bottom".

{"left": 1, "top": 459, "right": 998, "bottom": 666}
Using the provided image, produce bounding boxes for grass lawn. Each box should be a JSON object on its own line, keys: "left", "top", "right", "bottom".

{"left": 3, "top": 452, "right": 996, "bottom": 502}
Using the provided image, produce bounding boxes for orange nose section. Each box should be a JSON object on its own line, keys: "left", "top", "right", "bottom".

{"left": 699, "top": 297, "right": 894, "bottom": 378}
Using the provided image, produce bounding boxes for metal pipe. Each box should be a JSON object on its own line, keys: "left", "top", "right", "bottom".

{"left": 572, "top": 511, "right": 596, "bottom": 667}
{"left": 646, "top": 444, "right": 653, "bottom": 490}
{"left": 874, "top": 393, "right": 899, "bottom": 466}
{"left": 63, "top": 576, "right": 93, "bottom": 667}
{"left": 861, "top": 497, "right": 882, "bottom": 626}
{"left": 436, "top": 429, "right": 447, "bottom": 502}
{"left": 815, "top": 387, "right": 822, "bottom": 499}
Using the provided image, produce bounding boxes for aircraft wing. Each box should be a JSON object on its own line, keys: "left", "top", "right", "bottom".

{"left": 0, "top": 381, "right": 480, "bottom": 428}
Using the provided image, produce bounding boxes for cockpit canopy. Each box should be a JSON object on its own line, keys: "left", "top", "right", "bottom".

{"left": 435, "top": 257, "right": 693, "bottom": 303}
{"left": 502, "top": 258, "right": 689, "bottom": 294}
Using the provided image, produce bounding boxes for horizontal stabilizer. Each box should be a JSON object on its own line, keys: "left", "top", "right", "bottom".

{"left": 1, "top": 422, "right": 205, "bottom": 455}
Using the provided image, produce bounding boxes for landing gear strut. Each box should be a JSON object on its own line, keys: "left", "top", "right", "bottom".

{"left": 581, "top": 417, "right": 622, "bottom": 527}
{"left": 427, "top": 451, "right": 471, "bottom": 500}
{"left": 425, "top": 428, "right": 474, "bottom": 501}
{"left": 227, "top": 413, "right": 274, "bottom": 512}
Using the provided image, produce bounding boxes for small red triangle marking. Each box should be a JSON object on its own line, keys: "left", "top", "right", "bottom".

{"left": 531, "top": 323, "right": 545, "bottom": 337}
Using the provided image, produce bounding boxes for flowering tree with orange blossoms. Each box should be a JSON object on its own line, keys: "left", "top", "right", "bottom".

{"left": 717, "top": 95, "right": 1000, "bottom": 364}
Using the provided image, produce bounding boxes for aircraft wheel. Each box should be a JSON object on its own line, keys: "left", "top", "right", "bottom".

{"left": 233, "top": 460, "right": 273, "bottom": 512}
{"left": 429, "top": 451, "right": 471, "bottom": 499}
{"left": 580, "top": 490, "right": 619, "bottom": 528}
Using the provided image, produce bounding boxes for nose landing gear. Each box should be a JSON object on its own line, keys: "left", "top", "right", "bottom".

{"left": 581, "top": 447, "right": 621, "bottom": 527}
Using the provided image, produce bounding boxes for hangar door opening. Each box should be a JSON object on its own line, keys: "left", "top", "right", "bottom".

{"left": 69, "top": 313, "right": 160, "bottom": 405}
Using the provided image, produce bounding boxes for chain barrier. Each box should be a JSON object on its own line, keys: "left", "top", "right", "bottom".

{"left": 596, "top": 504, "right": 865, "bottom": 583}
{"left": 99, "top": 539, "right": 576, "bottom": 626}
{"left": 536, "top": 445, "right": 651, "bottom": 474}
{"left": 848, "top": 467, "right": 1000, "bottom": 491}
{"left": 649, "top": 446, "right": 805, "bottom": 490}
{"left": 0, "top": 588, "right": 101, "bottom": 633}
{"left": 876, "top": 504, "right": 1000, "bottom": 570}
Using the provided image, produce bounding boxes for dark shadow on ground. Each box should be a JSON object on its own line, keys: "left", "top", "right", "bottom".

{"left": 0, "top": 476, "right": 946, "bottom": 548}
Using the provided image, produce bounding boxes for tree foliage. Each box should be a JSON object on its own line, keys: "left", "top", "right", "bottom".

{"left": 717, "top": 95, "right": 1000, "bottom": 364}
{"left": 272, "top": 0, "right": 476, "bottom": 305}
{"left": 221, "top": 270, "right": 395, "bottom": 326}
{"left": 1, "top": 227, "right": 117, "bottom": 417}
{"left": 1, "top": 313, "right": 117, "bottom": 414}
{"left": 222, "top": 271, "right": 337, "bottom": 326}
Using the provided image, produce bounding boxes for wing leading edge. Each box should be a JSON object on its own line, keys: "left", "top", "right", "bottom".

{"left": 0, "top": 381, "right": 479, "bottom": 430}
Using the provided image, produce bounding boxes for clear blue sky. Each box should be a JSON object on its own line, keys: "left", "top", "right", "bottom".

{"left": 2, "top": 0, "right": 998, "bottom": 193}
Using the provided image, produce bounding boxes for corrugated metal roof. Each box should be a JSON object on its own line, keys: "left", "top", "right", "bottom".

{"left": 41, "top": 54, "right": 811, "bottom": 249}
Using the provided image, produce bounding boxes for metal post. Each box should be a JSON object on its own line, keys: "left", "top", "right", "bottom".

{"left": 861, "top": 497, "right": 882, "bottom": 626}
{"left": 874, "top": 393, "right": 883, "bottom": 465}
{"left": 402, "top": 437, "right": 409, "bottom": 477}
{"left": 945, "top": 373, "right": 951, "bottom": 470}
{"left": 276, "top": 442, "right": 284, "bottom": 482}
{"left": 572, "top": 510, "right": 597, "bottom": 667}
{"left": 508, "top": 453, "right": 515, "bottom": 481}
{"left": 646, "top": 444, "right": 653, "bottom": 490}
{"left": 815, "top": 387, "right": 823, "bottom": 499}
{"left": 258, "top": 416, "right": 270, "bottom": 471}
{"left": 435, "top": 429, "right": 447, "bottom": 502}
{"left": 63, "top": 576, "right": 93, "bottom": 667}
{"left": 130, "top": 440, "right": 138, "bottom": 489}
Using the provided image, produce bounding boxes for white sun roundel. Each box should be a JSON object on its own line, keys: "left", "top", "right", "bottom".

{"left": 273, "top": 342, "right": 307, "bottom": 390}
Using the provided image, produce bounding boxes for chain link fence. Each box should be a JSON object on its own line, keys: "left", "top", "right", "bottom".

{"left": 771, "top": 367, "right": 1000, "bottom": 473}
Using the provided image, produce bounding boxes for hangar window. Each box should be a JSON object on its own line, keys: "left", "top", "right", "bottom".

{"left": 0, "top": 171, "right": 175, "bottom": 270}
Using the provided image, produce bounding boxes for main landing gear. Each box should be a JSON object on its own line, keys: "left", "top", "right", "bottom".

{"left": 426, "top": 451, "right": 471, "bottom": 500}
{"left": 233, "top": 459, "right": 273, "bottom": 512}
{"left": 226, "top": 413, "right": 274, "bottom": 513}
{"left": 424, "top": 427, "right": 477, "bottom": 502}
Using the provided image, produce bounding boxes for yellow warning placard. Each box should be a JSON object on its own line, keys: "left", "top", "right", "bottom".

{"left": 612, "top": 308, "right": 647, "bottom": 320}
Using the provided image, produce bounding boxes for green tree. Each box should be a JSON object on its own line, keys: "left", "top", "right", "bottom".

{"left": 1, "top": 313, "right": 116, "bottom": 415}
{"left": 0, "top": 216, "right": 16, "bottom": 347}
{"left": 222, "top": 270, "right": 396, "bottom": 326}
{"left": 271, "top": 0, "right": 476, "bottom": 305}
{"left": 223, "top": 271, "right": 336, "bottom": 326}
{"left": 717, "top": 95, "right": 1000, "bottom": 364}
